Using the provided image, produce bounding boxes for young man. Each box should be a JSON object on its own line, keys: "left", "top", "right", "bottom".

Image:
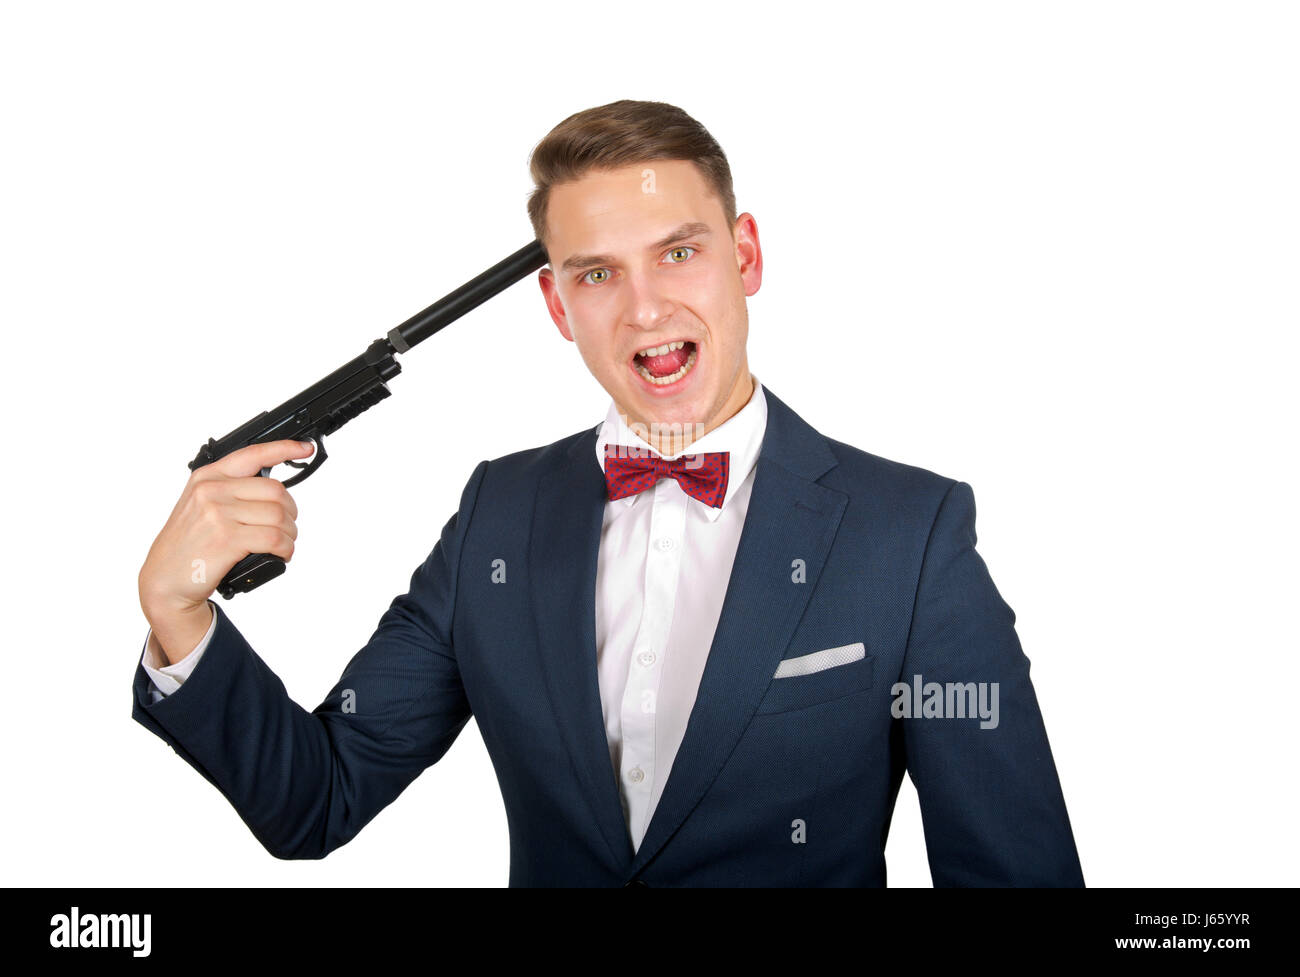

{"left": 135, "top": 100, "right": 1084, "bottom": 886}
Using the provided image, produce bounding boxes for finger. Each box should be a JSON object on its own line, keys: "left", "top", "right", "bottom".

{"left": 205, "top": 438, "right": 316, "bottom": 479}
{"left": 221, "top": 499, "right": 298, "bottom": 540}
{"left": 237, "top": 524, "right": 295, "bottom": 562}
{"left": 224, "top": 475, "right": 299, "bottom": 518}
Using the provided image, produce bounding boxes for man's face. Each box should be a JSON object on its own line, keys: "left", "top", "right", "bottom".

{"left": 538, "top": 159, "right": 762, "bottom": 446}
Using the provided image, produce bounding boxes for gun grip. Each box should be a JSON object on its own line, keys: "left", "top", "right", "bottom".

{"left": 217, "top": 552, "right": 287, "bottom": 599}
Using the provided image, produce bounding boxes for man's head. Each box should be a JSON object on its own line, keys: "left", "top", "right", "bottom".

{"left": 530, "top": 100, "right": 762, "bottom": 451}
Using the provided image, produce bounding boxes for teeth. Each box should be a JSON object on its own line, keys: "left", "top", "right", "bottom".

{"left": 635, "top": 347, "right": 698, "bottom": 385}
{"left": 636, "top": 339, "right": 687, "bottom": 358}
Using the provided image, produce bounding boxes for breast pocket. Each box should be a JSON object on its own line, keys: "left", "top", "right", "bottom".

{"left": 754, "top": 641, "right": 874, "bottom": 715}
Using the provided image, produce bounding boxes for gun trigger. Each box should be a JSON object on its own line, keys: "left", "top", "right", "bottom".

{"left": 280, "top": 434, "right": 327, "bottom": 488}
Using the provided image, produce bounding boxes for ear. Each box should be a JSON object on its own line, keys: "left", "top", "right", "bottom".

{"left": 538, "top": 267, "right": 575, "bottom": 342}
{"left": 732, "top": 213, "right": 763, "bottom": 297}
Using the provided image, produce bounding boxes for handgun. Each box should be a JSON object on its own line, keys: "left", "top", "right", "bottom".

{"left": 187, "top": 239, "right": 548, "bottom": 599}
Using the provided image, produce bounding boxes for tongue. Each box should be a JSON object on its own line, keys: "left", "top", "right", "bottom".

{"left": 640, "top": 344, "right": 690, "bottom": 378}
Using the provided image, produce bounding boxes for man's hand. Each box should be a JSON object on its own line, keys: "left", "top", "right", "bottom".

{"left": 138, "top": 439, "right": 313, "bottom": 665}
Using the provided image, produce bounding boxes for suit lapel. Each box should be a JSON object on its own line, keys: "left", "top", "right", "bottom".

{"left": 528, "top": 389, "right": 847, "bottom": 880}
{"left": 530, "top": 428, "right": 637, "bottom": 871}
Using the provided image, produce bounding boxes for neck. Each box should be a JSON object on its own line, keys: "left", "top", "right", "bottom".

{"left": 622, "top": 370, "right": 755, "bottom": 456}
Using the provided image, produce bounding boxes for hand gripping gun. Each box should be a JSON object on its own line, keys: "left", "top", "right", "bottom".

{"left": 187, "top": 240, "right": 548, "bottom": 599}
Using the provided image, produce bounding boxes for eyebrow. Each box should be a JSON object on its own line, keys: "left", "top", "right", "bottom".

{"left": 560, "top": 221, "right": 714, "bottom": 273}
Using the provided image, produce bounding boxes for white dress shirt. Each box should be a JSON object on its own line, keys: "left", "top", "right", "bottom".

{"left": 140, "top": 377, "right": 769, "bottom": 854}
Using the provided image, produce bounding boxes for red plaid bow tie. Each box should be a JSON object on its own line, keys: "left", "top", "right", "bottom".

{"left": 603, "top": 443, "right": 730, "bottom": 508}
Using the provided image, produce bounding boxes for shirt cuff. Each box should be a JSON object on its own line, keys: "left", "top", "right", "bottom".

{"left": 141, "top": 600, "right": 218, "bottom": 698}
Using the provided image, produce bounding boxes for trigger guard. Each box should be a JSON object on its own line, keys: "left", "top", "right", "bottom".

{"left": 280, "top": 435, "right": 327, "bottom": 488}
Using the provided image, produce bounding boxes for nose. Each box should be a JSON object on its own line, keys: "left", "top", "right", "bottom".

{"left": 621, "top": 267, "right": 675, "bottom": 333}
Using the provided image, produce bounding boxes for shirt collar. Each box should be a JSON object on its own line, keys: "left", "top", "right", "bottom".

{"left": 594, "top": 375, "right": 768, "bottom": 523}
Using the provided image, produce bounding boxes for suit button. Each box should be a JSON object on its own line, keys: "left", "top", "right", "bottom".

{"left": 624, "top": 879, "right": 649, "bottom": 887}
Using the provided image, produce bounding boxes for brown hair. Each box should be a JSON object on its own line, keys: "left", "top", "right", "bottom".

{"left": 526, "top": 99, "right": 737, "bottom": 253}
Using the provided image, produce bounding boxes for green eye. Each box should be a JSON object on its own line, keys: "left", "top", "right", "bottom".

{"left": 666, "top": 246, "right": 695, "bottom": 263}
{"left": 584, "top": 268, "right": 610, "bottom": 284}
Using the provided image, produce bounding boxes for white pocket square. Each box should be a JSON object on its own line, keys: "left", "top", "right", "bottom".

{"left": 773, "top": 641, "right": 866, "bottom": 678}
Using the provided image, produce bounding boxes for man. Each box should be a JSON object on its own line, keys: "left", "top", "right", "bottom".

{"left": 135, "top": 99, "right": 1084, "bottom": 886}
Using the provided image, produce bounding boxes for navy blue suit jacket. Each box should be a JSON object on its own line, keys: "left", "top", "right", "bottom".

{"left": 132, "top": 387, "right": 1084, "bottom": 886}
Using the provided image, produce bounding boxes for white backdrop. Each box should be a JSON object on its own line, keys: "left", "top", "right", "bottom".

{"left": 2, "top": 0, "right": 1295, "bottom": 887}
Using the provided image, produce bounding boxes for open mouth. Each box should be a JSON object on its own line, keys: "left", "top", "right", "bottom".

{"left": 631, "top": 339, "right": 698, "bottom": 386}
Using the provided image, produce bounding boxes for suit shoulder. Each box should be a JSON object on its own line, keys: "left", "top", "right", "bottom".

{"left": 762, "top": 388, "right": 957, "bottom": 509}
{"left": 473, "top": 422, "right": 597, "bottom": 496}
{"left": 820, "top": 434, "right": 959, "bottom": 511}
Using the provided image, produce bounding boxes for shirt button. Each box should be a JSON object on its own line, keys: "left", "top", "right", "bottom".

{"left": 655, "top": 537, "right": 675, "bottom": 551}
{"left": 637, "top": 650, "right": 656, "bottom": 667}
{"left": 627, "top": 766, "right": 645, "bottom": 783}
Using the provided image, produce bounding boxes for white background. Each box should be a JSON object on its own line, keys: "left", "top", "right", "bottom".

{"left": 2, "top": 1, "right": 1295, "bottom": 887}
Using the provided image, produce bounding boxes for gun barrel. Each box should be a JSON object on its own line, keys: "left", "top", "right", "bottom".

{"left": 387, "top": 239, "right": 548, "bottom": 352}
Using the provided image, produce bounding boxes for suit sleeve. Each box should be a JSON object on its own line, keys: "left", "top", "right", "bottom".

{"left": 130, "top": 459, "right": 489, "bottom": 860}
{"left": 899, "top": 480, "right": 1085, "bottom": 886}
